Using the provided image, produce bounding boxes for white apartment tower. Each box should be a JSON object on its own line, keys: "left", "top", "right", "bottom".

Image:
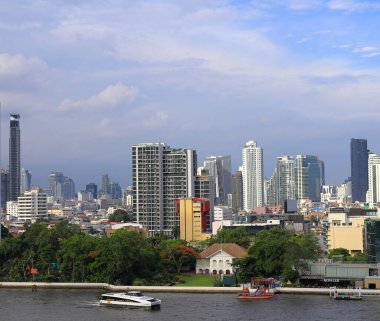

{"left": 17, "top": 188, "right": 48, "bottom": 222}
{"left": 367, "top": 152, "right": 380, "bottom": 205}
{"left": 242, "top": 140, "right": 264, "bottom": 212}
{"left": 132, "top": 143, "right": 197, "bottom": 236}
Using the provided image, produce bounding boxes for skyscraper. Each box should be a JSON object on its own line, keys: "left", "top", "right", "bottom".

{"left": 9, "top": 114, "right": 20, "bottom": 201}
{"left": 275, "top": 155, "right": 295, "bottom": 206}
{"left": 102, "top": 174, "right": 110, "bottom": 195}
{"left": 295, "top": 155, "right": 324, "bottom": 202}
{"left": 132, "top": 142, "right": 197, "bottom": 235}
{"left": 242, "top": 140, "right": 264, "bottom": 212}
{"left": 366, "top": 152, "right": 380, "bottom": 205}
{"left": 203, "top": 155, "right": 232, "bottom": 205}
{"left": 48, "top": 171, "right": 75, "bottom": 201}
{"left": 86, "top": 182, "right": 98, "bottom": 199}
{"left": 0, "top": 168, "right": 9, "bottom": 209}
{"left": 231, "top": 170, "right": 243, "bottom": 213}
{"left": 21, "top": 168, "right": 32, "bottom": 194}
{"left": 351, "top": 138, "right": 368, "bottom": 202}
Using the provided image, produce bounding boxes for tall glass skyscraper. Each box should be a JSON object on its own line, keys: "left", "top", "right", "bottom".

{"left": 295, "top": 155, "right": 324, "bottom": 202}
{"left": 351, "top": 138, "right": 368, "bottom": 202}
{"left": 9, "top": 114, "right": 20, "bottom": 201}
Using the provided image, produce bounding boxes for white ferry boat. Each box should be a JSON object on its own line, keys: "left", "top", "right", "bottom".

{"left": 100, "top": 291, "right": 161, "bottom": 309}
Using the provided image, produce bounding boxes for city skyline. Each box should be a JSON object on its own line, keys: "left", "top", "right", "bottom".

{"left": 1, "top": 1, "right": 380, "bottom": 188}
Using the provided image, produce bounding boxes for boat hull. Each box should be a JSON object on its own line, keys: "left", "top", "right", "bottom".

{"left": 237, "top": 294, "right": 274, "bottom": 300}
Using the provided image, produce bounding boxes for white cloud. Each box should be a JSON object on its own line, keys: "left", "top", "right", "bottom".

{"left": 58, "top": 83, "right": 139, "bottom": 112}
{"left": 142, "top": 111, "right": 169, "bottom": 128}
{"left": 353, "top": 46, "right": 378, "bottom": 53}
{"left": 327, "top": 0, "right": 380, "bottom": 11}
{"left": 0, "top": 53, "right": 49, "bottom": 85}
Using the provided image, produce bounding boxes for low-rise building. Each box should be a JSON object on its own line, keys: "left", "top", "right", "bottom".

{"left": 105, "top": 222, "right": 148, "bottom": 238}
{"left": 196, "top": 243, "right": 247, "bottom": 275}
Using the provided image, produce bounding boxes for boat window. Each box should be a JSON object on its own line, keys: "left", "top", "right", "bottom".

{"left": 128, "top": 292, "right": 144, "bottom": 297}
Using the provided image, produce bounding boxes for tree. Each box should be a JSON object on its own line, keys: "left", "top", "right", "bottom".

{"left": 159, "top": 240, "right": 198, "bottom": 273}
{"left": 208, "top": 227, "right": 251, "bottom": 247}
{"left": 89, "top": 230, "right": 161, "bottom": 285}
{"left": 327, "top": 248, "right": 350, "bottom": 260}
{"left": 234, "top": 228, "right": 319, "bottom": 283}
{"left": 109, "top": 209, "right": 132, "bottom": 222}
{"left": 57, "top": 234, "right": 98, "bottom": 282}
{"left": 1, "top": 224, "right": 10, "bottom": 239}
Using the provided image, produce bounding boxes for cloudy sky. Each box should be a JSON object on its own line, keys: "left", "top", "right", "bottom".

{"left": 1, "top": 0, "right": 380, "bottom": 189}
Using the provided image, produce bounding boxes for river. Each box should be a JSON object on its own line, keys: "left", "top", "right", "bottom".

{"left": 0, "top": 289, "right": 379, "bottom": 321}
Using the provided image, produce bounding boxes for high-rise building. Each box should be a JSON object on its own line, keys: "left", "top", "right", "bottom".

{"left": 203, "top": 155, "right": 232, "bottom": 205}
{"left": 265, "top": 172, "right": 277, "bottom": 206}
{"left": 176, "top": 198, "right": 210, "bottom": 242}
{"left": 132, "top": 142, "right": 197, "bottom": 236}
{"left": 17, "top": 187, "right": 47, "bottom": 222}
{"left": 295, "top": 155, "right": 324, "bottom": 202}
{"left": 85, "top": 182, "right": 98, "bottom": 199}
{"left": 231, "top": 170, "right": 243, "bottom": 213}
{"left": 242, "top": 140, "right": 264, "bottom": 212}
{"left": 102, "top": 174, "right": 110, "bottom": 195}
{"left": 21, "top": 168, "right": 32, "bottom": 194}
{"left": 351, "top": 138, "right": 369, "bottom": 202}
{"left": 48, "top": 171, "right": 75, "bottom": 201}
{"left": 0, "top": 168, "right": 9, "bottom": 209}
{"left": 367, "top": 152, "right": 380, "bottom": 205}
{"left": 9, "top": 114, "right": 20, "bottom": 201}
{"left": 109, "top": 182, "right": 122, "bottom": 199}
{"left": 275, "top": 155, "right": 295, "bottom": 206}
{"left": 195, "top": 174, "right": 215, "bottom": 231}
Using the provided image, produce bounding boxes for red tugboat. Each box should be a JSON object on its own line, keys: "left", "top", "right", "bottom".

{"left": 237, "top": 278, "right": 275, "bottom": 300}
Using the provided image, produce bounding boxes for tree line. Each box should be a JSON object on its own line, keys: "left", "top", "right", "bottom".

{"left": 0, "top": 222, "right": 321, "bottom": 285}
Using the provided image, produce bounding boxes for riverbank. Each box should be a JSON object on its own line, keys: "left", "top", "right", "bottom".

{"left": 1, "top": 282, "right": 380, "bottom": 295}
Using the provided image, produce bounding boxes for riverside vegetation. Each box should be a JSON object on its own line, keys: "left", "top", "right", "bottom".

{"left": 0, "top": 222, "right": 320, "bottom": 286}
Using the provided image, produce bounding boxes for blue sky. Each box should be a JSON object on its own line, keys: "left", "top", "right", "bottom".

{"left": 1, "top": 0, "right": 380, "bottom": 189}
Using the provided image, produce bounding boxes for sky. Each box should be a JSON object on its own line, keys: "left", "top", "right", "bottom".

{"left": 1, "top": 0, "right": 380, "bottom": 190}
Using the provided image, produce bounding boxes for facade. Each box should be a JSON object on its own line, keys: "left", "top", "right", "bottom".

{"left": 214, "top": 206, "right": 232, "bottom": 221}
{"left": 132, "top": 142, "right": 197, "bottom": 236}
{"left": 78, "top": 191, "right": 93, "bottom": 202}
{"left": 9, "top": 114, "right": 20, "bottom": 201}
{"left": 20, "top": 168, "right": 31, "bottom": 194}
{"left": 0, "top": 168, "right": 9, "bottom": 209}
{"left": 196, "top": 243, "right": 247, "bottom": 275}
{"left": 295, "top": 155, "right": 324, "bottom": 202}
{"left": 231, "top": 171, "right": 243, "bottom": 213}
{"left": 242, "top": 140, "right": 264, "bottom": 212}
{"left": 85, "top": 182, "right": 98, "bottom": 199}
{"left": 122, "top": 186, "right": 133, "bottom": 207}
{"left": 17, "top": 188, "right": 48, "bottom": 222}
{"left": 365, "top": 219, "right": 380, "bottom": 263}
{"left": 176, "top": 198, "right": 210, "bottom": 241}
{"left": 6, "top": 201, "right": 18, "bottom": 219}
{"left": 109, "top": 182, "right": 122, "bottom": 199}
{"left": 301, "top": 260, "right": 380, "bottom": 288}
{"left": 366, "top": 152, "right": 380, "bottom": 205}
{"left": 275, "top": 155, "right": 295, "bottom": 206}
{"left": 351, "top": 138, "right": 368, "bottom": 202}
{"left": 203, "top": 155, "right": 232, "bottom": 206}
{"left": 102, "top": 174, "right": 110, "bottom": 195}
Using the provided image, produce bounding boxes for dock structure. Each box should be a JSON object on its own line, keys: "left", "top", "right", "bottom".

{"left": 1, "top": 282, "right": 380, "bottom": 296}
